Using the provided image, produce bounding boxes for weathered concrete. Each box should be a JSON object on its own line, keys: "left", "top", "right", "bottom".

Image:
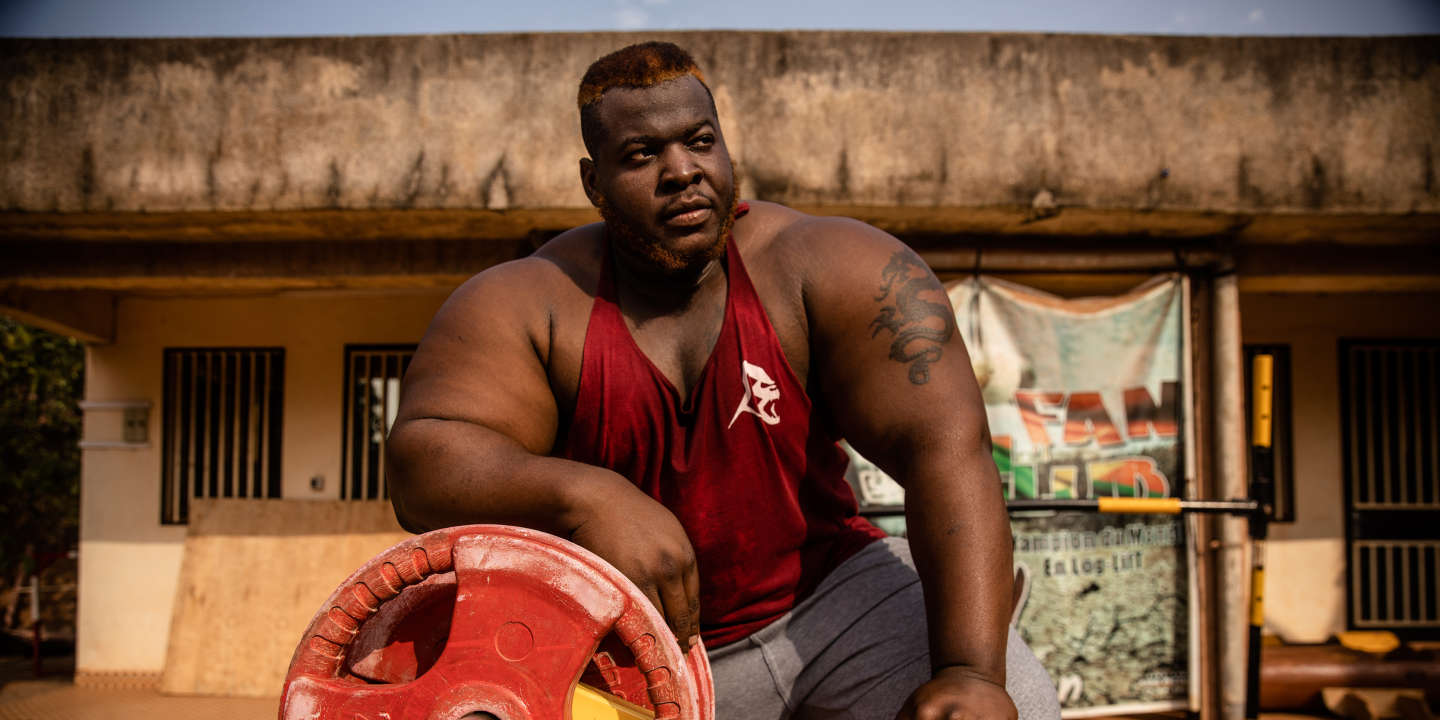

{"left": 2, "top": 32, "right": 1437, "bottom": 218}
{"left": 2, "top": 32, "right": 1437, "bottom": 332}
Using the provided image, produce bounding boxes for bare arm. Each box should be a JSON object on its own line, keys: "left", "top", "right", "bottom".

{"left": 386, "top": 259, "right": 701, "bottom": 647}
{"left": 798, "top": 219, "right": 1015, "bottom": 718}
{"left": 388, "top": 259, "right": 592, "bottom": 532}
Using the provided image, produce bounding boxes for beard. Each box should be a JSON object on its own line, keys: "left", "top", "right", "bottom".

{"left": 597, "top": 188, "right": 739, "bottom": 275}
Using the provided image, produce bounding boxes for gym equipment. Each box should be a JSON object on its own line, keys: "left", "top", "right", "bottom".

{"left": 279, "top": 524, "right": 714, "bottom": 720}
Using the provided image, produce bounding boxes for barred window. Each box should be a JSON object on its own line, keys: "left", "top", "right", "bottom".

{"left": 162, "top": 348, "right": 285, "bottom": 524}
{"left": 341, "top": 345, "right": 415, "bottom": 500}
{"left": 1341, "top": 339, "right": 1440, "bottom": 636}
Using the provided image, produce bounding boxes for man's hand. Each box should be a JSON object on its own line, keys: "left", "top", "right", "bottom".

{"left": 895, "top": 666, "right": 1017, "bottom": 720}
{"left": 568, "top": 477, "right": 702, "bottom": 650}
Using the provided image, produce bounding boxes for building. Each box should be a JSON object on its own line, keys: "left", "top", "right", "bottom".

{"left": 2, "top": 31, "right": 1437, "bottom": 715}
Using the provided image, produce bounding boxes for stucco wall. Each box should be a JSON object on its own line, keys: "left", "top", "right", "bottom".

{"left": 1240, "top": 291, "right": 1440, "bottom": 643}
{"left": 79, "top": 289, "right": 445, "bottom": 672}
{"left": 3, "top": 32, "right": 1436, "bottom": 217}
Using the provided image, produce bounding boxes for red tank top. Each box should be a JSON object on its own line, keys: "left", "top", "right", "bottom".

{"left": 559, "top": 215, "right": 886, "bottom": 647}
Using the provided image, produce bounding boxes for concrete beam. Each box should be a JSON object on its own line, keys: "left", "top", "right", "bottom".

{"left": 1235, "top": 242, "right": 1440, "bottom": 292}
{"left": 0, "top": 287, "right": 115, "bottom": 343}
{"left": 3, "top": 32, "right": 1436, "bottom": 219}
{"left": 3, "top": 210, "right": 1432, "bottom": 294}
{"left": 0, "top": 234, "right": 535, "bottom": 292}
{"left": 0, "top": 208, "right": 599, "bottom": 243}
{"left": 4, "top": 207, "right": 1436, "bottom": 245}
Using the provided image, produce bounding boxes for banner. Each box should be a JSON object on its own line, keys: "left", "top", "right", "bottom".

{"left": 844, "top": 275, "right": 1191, "bottom": 716}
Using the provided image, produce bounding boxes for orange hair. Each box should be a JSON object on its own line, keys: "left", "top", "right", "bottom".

{"left": 577, "top": 41, "right": 708, "bottom": 110}
{"left": 578, "top": 42, "right": 713, "bottom": 154}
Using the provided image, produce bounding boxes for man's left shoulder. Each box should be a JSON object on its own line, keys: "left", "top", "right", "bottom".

{"left": 739, "top": 201, "right": 899, "bottom": 267}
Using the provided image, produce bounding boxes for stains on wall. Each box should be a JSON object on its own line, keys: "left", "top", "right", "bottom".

{"left": 79, "top": 145, "right": 96, "bottom": 211}
{"left": 1142, "top": 166, "right": 1170, "bottom": 211}
{"left": 1236, "top": 156, "right": 1265, "bottom": 209}
{"left": 1302, "top": 155, "right": 1328, "bottom": 210}
{"left": 205, "top": 138, "right": 222, "bottom": 210}
{"left": 480, "top": 155, "right": 512, "bottom": 210}
{"left": 433, "top": 162, "right": 453, "bottom": 203}
{"left": 743, "top": 167, "right": 789, "bottom": 203}
{"left": 325, "top": 160, "right": 342, "bottom": 209}
{"left": 397, "top": 150, "right": 426, "bottom": 209}
{"left": 1425, "top": 143, "right": 1435, "bottom": 197}
{"left": 1, "top": 33, "right": 1436, "bottom": 215}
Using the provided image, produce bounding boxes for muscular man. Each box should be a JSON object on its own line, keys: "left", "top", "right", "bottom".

{"left": 387, "top": 42, "right": 1059, "bottom": 719}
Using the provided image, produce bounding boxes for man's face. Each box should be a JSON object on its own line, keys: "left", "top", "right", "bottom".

{"left": 580, "top": 75, "right": 737, "bottom": 275}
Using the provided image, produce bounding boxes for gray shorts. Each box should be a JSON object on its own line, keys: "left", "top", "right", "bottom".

{"left": 707, "top": 537, "right": 1061, "bottom": 719}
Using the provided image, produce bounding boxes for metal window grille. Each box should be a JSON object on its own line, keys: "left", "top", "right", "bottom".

{"left": 161, "top": 348, "right": 285, "bottom": 524}
{"left": 341, "top": 345, "right": 414, "bottom": 500}
{"left": 1351, "top": 541, "right": 1440, "bottom": 629}
{"left": 1344, "top": 342, "right": 1440, "bottom": 511}
{"left": 1341, "top": 340, "right": 1440, "bottom": 636}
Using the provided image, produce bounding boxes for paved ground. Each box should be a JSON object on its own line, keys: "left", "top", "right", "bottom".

{"left": 0, "top": 681, "right": 278, "bottom": 720}
{"left": 0, "top": 655, "right": 277, "bottom": 720}
{"left": 0, "top": 654, "right": 1339, "bottom": 720}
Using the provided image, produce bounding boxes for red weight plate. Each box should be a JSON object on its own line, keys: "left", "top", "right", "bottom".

{"left": 279, "top": 524, "right": 713, "bottom": 720}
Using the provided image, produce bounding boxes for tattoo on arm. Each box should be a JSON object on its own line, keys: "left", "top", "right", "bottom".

{"left": 868, "top": 251, "right": 955, "bottom": 385}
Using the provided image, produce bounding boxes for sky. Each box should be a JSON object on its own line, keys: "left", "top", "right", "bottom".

{"left": 2, "top": 0, "right": 1439, "bottom": 38}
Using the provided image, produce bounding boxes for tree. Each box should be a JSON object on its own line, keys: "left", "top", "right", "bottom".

{"left": 0, "top": 316, "right": 82, "bottom": 596}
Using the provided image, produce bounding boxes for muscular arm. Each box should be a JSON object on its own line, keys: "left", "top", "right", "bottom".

{"left": 798, "top": 219, "right": 1014, "bottom": 716}
{"left": 386, "top": 258, "right": 702, "bottom": 647}
{"left": 388, "top": 260, "right": 591, "bottom": 532}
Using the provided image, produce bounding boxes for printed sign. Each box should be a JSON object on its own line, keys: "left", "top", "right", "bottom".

{"left": 844, "top": 275, "right": 1192, "bottom": 716}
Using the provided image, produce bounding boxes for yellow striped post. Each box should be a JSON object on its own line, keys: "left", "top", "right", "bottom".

{"left": 1251, "top": 354, "right": 1273, "bottom": 449}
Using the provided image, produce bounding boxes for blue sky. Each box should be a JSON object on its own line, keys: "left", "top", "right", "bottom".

{"left": 3, "top": 0, "right": 1438, "bottom": 37}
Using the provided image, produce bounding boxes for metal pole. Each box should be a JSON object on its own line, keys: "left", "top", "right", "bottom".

{"left": 1006, "top": 498, "right": 1257, "bottom": 515}
{"left": 30, "top": 574, "right": 41, "bottom": 678}
{"left": 1190, "top": 274, "right": 1218, "bottom": 720}
{"left": 1214, "top": 273, "right": 1250, "bottom": 720}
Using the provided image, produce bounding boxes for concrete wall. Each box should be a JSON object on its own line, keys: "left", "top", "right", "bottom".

{"left": 1240, "top": 291, "right": 1440, "bottom": 643}
{"left": 3, "top": 33, "right": 1436, "bottom": 218}
{"left": 79, "top": 289, "right": 444, "bottom": 673}
{"left": 6, "top": 32, "right": 1437, "bottom": 344}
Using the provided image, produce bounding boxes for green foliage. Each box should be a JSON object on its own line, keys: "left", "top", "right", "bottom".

{"left": 0, "top": 317, "right": 82, "bottom": 580}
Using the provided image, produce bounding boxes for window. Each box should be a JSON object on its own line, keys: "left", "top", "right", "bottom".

{"left": 1243, "top": 344, "right": 1295, "bottom": 522}
{"left": 1340, "top": 339, "right": 1440, "bottom": 637}
{"left": 341, "top": 345, "right": 415, "bottom": 500}
{"left": 161, "top": 348, "right": 284, "bottom": 524}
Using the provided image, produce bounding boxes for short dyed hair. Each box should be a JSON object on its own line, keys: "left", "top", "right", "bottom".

{"left": 578, "top": 42, "right": 714, "bottom": 154}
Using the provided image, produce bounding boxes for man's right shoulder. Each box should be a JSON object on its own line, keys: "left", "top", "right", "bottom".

{"left": 446, "top": 223, "right": 605, "bottom": 314}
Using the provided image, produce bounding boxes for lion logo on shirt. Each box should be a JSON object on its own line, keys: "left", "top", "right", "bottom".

{"left": 729, "top": 360, "right": 781, "bottom": 428}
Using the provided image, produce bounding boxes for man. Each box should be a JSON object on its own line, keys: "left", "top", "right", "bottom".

{"left": 387, "top": 42, "right": 1059, "bottom": 719}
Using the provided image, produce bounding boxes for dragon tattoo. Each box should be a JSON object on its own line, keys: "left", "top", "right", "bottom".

{"left": 868, "top": 251, "right": 955, "bottom": 385}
